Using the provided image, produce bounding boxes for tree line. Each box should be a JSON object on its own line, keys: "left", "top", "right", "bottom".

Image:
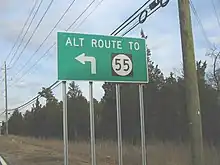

{"left": 1, "top": 47, "right": 220, "bottom": 144}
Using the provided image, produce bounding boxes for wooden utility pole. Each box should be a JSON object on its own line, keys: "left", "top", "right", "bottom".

{"left": 177, "top": 1, "right": 204, "bottom": 165}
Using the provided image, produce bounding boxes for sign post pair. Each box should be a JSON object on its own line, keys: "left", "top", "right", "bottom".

{"left": 57, "top": 32, "right": 148, "bottom": 165}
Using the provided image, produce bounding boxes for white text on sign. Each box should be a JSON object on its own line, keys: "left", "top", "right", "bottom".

{"left": 65, "top": 37, "right": 140, "bottom": 51}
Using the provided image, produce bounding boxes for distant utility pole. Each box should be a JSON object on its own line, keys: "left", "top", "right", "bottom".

{"left": 4, "top": 61, "right": 8, "bottom": 135}
{"left": 177, "top": 1, "right": 204, "bottom": 165}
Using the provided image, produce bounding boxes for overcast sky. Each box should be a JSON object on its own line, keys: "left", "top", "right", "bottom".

{"left": 0, "top": 0, "right": 220, "bottom": 120}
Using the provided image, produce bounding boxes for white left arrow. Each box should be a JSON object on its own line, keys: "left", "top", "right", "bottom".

{"left": 75, "top": 53, "right": 96, "bottom": 74}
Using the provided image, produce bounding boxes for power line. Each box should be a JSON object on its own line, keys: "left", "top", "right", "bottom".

{"left": 121, "top": 4, "right": 161, "bottom": 36}
{"left": 9, "top": 0, "right": 128, "bottom": 112}
{"left": 13, "top": 0, "right": 77, "bottom": 78}
{"left": 10, "top": 81, "right": 60, "bottom": 112}
{"left": 5, "top": 0, "right": 39, "bottom": 62}
{"left": 10, "top": 43, "right": 55, "bottom": 86}
{"left": 16, "top": 99, "right": 36, "bottom": 112}
{"left": 11, "top": 0, "right": 97, "bottom": 84}
{"left": 3, "top": 0, "right": 145, "bottom": 116}
{"left": 10, "top": 0, "right": 168, "bottom": 113}
{"left": 189, "top": 0, "right": 212, "bottom": 48}
{"left": 0, "top": 110, "right": 5, "bottom": 117}
{"left": 19, "top": 81, "right": 62, "bottom": 111}
{"left": 66, "top": 0, "right": 96, "bottom": 31}
{"left": 11, "top": 0, "right": 154, "bottom": 82}
{"left": 111, "top": 0, "right": 151, "bottom": 36}
{"left": 112, "top": 0, "right": 167, "bottom": 36}
{"left": 10, "top": 0, "right": 55, "bottom": 70}
{"left": 8, "top": 0, "right": 44, "bottom": 67}
{"left": 72, "top": 0, "right": 105, "bottom": 31}
{"left": 11, "top": 0, "right": 162, "bottom": 86}
{"left": 28, "top": 0, "right": 104, "bottom": 75}
{"left": 211, "top": 0, "right": 220, "bottom": 30}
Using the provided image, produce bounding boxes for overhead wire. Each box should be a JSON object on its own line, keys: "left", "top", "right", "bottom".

{"left": 72, "top": 0, "right": 104, "bottom": 31}
{"left": 121, "top": 4, "right": 161, "bottom": 36}
{"left": 8, "top": 0, "right": 100, "bottom": 111}
{"left": 11, "top": 0, "right": 97, "bottom": 84}
{"left": 12, "top": 0, "right": 77, "bottom": 78}
{"left": 66, "top": 0, "right": 96, "bottom": 31}
{"left": 15, "top": 99, "right": 37, "bottom": 112}
{"left": 189, "top": 0, "right": 212, "bottom": 48}
{"left": 11, "top": 0, "right": 154, "bottom": 83}
{"left": 0, "top": 110, "right": 5, "bottom": 118}
{"left": 211, "top": 0, "right": 220, "bottom": 30}
{"left": 9, "top": 0, "right": 55, "bottom": 69}
{"left": 112, "top": 1, "right": 153, "bottom": 36}
{"left": 19, "top": 0, "right": 104, "bottom": 79}
{"left": 18, "top": 81, "right": 62, "bottom": 111}
{"left": 4, "top": 0, "right": 39, "bottom": 62}
{"left": 111, "top": 0, "right": 151, "bottom": 36}
{"left": 112, "top": 0, "right": 168, "bottom": 36}
{"left": 1, "top": 0, "right": 75, "bottom": 114}
{"left": 10, "top": 0, "right": 168, "bottom": 113}
{"left": 10, "top": 81, "right": 60, "bottom": 112}
{"left": 9, "top": 43, "right": 55, "bottom": 88}
{"left": 8, "top": 0, "right": 111, "bottom": 112}
{"left": 8, "top": 0, "right": 44, "bottom": 67}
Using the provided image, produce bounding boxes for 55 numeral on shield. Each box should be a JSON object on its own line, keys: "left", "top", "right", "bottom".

{"left": 111, "top": 54, "right": 133, "bottom": 77}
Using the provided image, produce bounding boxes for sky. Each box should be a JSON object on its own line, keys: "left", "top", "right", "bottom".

{"left": 0, "top": 0, "right": 220, "bottom": 120}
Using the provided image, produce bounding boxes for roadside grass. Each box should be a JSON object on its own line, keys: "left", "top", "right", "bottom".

{"left": 0, "top": 135, "right": 219, "bottom": 165}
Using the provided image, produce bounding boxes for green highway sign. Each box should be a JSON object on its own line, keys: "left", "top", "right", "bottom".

{"left": 57, "top": 32, "right": 148, "bottom": 83}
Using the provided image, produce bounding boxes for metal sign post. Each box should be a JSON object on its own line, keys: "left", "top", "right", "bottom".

{"left": 57, "top": 32, "right": 149, "bottom": 165}
{"left": 116, "top": 84, "right": 123, "bottom": 165}
{"left": 139, "top": 84, "right": 147, "bottom": 165}
{"left": 62, "top": 81, "right": 68, "bottom": 165}
{"left": 89, "top": 81, "right": 96, "bottom": 165}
